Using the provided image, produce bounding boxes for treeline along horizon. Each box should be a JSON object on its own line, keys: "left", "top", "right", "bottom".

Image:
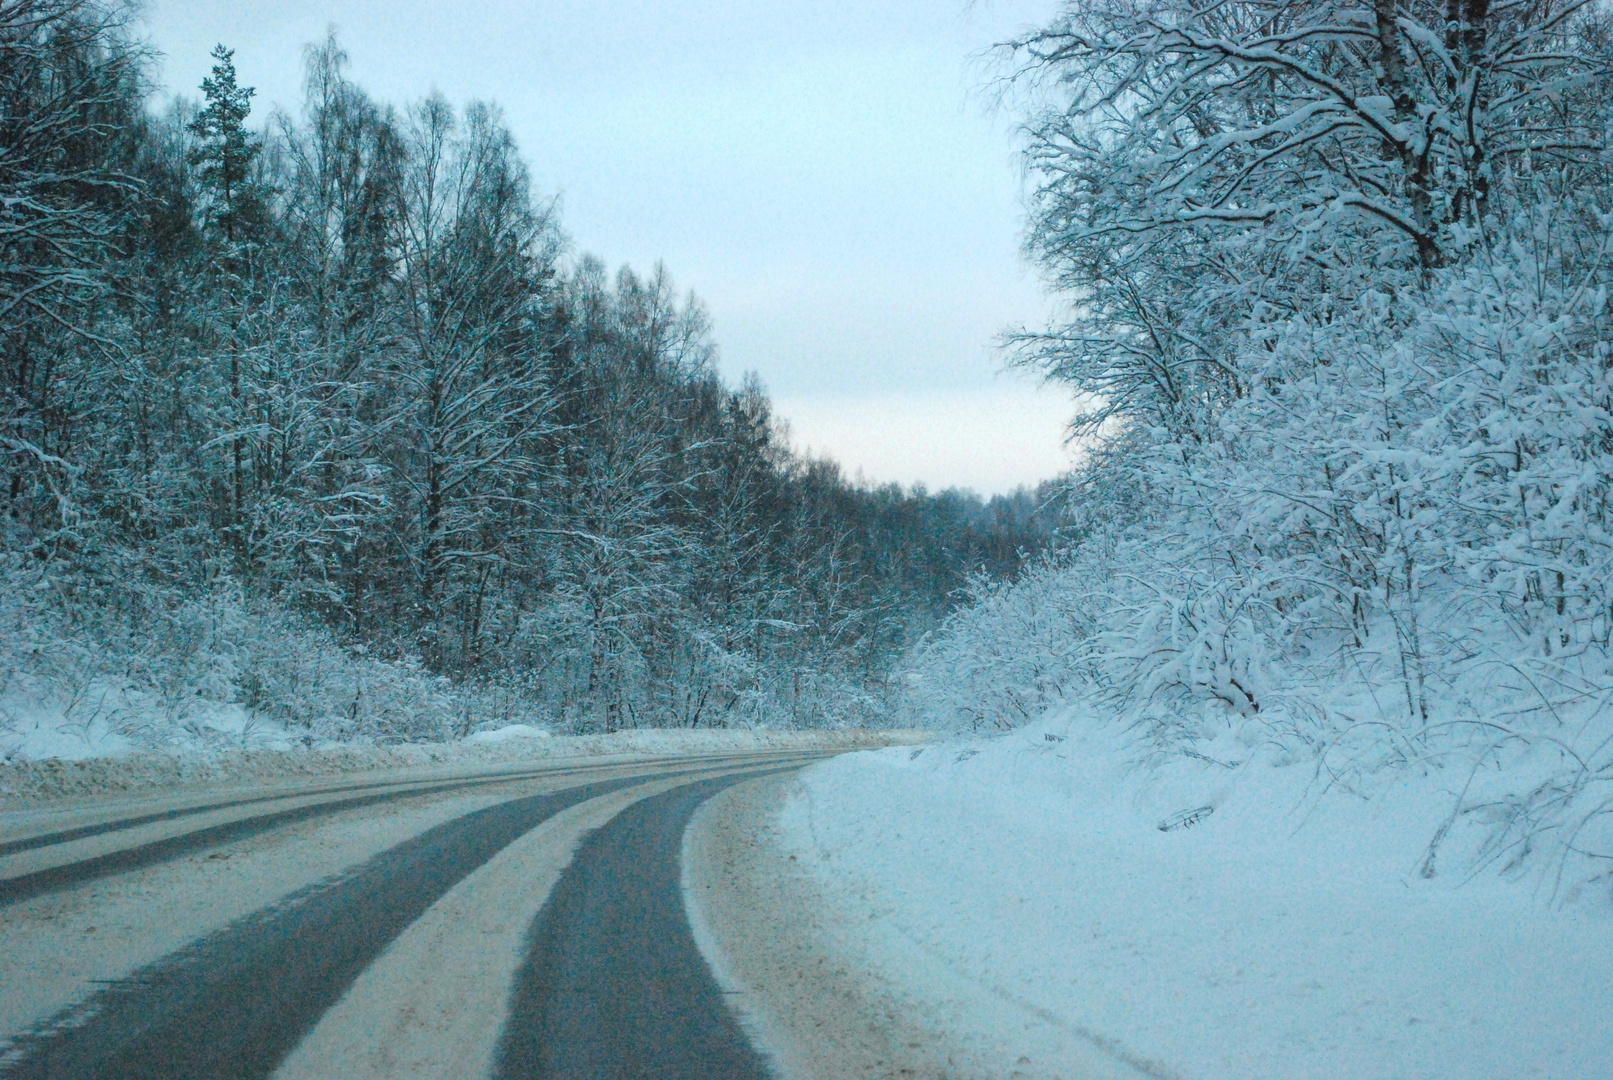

{"left": 0, "top": 1, "right": 1061, "bottom": 739}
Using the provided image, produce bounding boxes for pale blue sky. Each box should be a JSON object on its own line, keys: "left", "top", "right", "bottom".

{"left": 139, "top": 0, "right": 1074, "bottom": 493}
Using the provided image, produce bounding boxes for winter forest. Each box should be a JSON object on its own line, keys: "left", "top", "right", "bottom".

{"left": 8, "top": 0, "right": 1613, "bottom": 886}
{"left": 0, "top": 1, "right": 1060, "bottom": 749}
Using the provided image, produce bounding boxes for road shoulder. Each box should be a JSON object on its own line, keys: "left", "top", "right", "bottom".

{"left": 683, "top": 771, "right": 977, "bottom": 1080}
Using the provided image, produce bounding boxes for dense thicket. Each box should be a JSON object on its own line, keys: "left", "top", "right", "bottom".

{"left": 0, "top": 7, "right": 1059, "bottom": 749}
{"left": 913, "top": 0, "right": 1613, "bottom": 886}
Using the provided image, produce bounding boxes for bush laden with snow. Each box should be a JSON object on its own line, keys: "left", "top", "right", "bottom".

{"left": 909, "top": 1, "right": 1613, "bottom": 892}
{"left": 0, "top": 554, "right": 545, "bottom": 762}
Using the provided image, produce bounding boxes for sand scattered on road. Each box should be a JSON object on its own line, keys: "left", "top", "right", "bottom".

{"left": 684, "top": 771, "right": 1100, "bottom": 1080}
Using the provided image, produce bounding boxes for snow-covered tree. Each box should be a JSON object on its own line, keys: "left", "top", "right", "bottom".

{"left": 1012, "top": 0, "right": 1608, "bottom": 270}
{"left": 0, "top": 23, "right": 1061, "bottom": 760}
{"left": 909, "top": 0, "right": 1613, "bottom": 886}
{"left": 380, "top": 92, "right": 563, "bottom": 670}
{"left": 0, "top": 0, "right": 143, "bottom": 531}
{"left": 188, "top": 45, "right": 261, "bottom": 243}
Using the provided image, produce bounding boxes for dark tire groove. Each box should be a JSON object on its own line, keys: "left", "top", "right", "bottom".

{"left": 0, "top": 771, "right": 568, "bottom": 907}
{"left": 494, "top": 768, "right": 794, "bottom": 1080}
{"left": 0, "top": 750, "right": 819, "bottom": 862}
{"left": 0, "top": 769, "right": 568, "bottom": 859}
{"left": 0, "top": 772, "right": 567, "bottom": 860}
{"left": 0, "top": 771, "right": 669, "bottom": 1080}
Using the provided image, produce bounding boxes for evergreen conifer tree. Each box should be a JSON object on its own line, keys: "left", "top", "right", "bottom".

{"left": 188, "top": 45, "right": 260, "bottom": 242}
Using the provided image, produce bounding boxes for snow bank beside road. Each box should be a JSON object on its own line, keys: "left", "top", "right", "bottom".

{"left": 0, "top": 728, "right": 922, "bottom": 809}
{"left": 463, "top": 724, "right": 551, "bottom": 744}
{"left": 779, "top": 717, "right": 1613, "bottom": 1080}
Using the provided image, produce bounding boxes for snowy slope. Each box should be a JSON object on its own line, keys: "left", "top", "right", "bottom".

{"left": 779, "top": 716, "right": 1613, "bottom": 1080}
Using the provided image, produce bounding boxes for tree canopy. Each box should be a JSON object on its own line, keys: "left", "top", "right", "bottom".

{"left": 0, "top": 12, "right": 1062, "bottom": 744}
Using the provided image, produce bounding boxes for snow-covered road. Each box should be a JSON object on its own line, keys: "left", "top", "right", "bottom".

{"left": 13, "top": 724, "right": 1587, "bottom": 1080}
{"left": 0, "top": 747, "right": 855, "bottom": 1080}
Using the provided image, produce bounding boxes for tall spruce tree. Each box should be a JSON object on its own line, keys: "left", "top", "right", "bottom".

{"left": 188, "top": 44, "right": 260, "bottom": 243}
{"left": 188, "top": 44, "right": 268, "bottom": 560}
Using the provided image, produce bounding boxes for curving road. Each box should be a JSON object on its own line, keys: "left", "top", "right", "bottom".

{"left": 0, "top": 752, "right": 822, "bottom": 1080}
{"left": 495, "top": 772, "right": 783, "bottom": 1079}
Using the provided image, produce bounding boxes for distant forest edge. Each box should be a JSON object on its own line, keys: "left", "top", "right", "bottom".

{"left": 0, "top": 3, "right": 1063, "bottom": 753}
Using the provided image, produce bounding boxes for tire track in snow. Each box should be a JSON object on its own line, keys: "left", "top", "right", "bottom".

{"left": 0, "top": 749, "right": 809, "bottom": 858}
{"left": 0, "top": 769, "right": 694, "bottom": 1080}
{"left": 492, "top": 768, "right": 796, "bottom": 1080}
{"left": 0, "top": 751, "right": 819, "bottom": 906}
{"left": 269, "top": 765, "right": 777, "bottom": 1080}
{"left": 0, "top": 766, "right": 578, "bottom": 857}
{"left": 0, "top": 772, "right": 563, "bottom": 906}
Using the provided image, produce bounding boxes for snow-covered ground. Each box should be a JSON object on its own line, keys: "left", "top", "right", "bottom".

{"left": 777, "top": 715, "right": 1613, "bottom": 1080}
{"left": 0, "top": 697, "right": 300, "bottom": 763}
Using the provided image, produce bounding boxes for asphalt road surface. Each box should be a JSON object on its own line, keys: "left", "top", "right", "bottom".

{"left": 494, "top": 772, "right": 782, "bottom": 1079}
{"left": 0, "top": 753, "right": 820, "bottom": 1080}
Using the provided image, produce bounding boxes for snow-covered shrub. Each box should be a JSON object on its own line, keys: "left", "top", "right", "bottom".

{"left": 0, "top": 555, "right": 552, "bottom": 760}
{"left": 932, "top": 0, "right": 1613, "bottom": 888}
{"left": 911, "top": 205, "right": 1613, "bottom": 888}
{"left": 901, "top": 559, "right": 1092, "bottom": 731}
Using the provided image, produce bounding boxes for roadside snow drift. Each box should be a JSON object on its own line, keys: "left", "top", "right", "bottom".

{"left": 779, "top": 717, "right": 1613, "bottom": 1080}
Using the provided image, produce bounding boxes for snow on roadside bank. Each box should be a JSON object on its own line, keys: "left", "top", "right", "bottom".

{"left": 0, "top": 728, "right": 923, "bottom": 809}
{"left": 779, "top": 716, "right": 1613, "bottom": 1080}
